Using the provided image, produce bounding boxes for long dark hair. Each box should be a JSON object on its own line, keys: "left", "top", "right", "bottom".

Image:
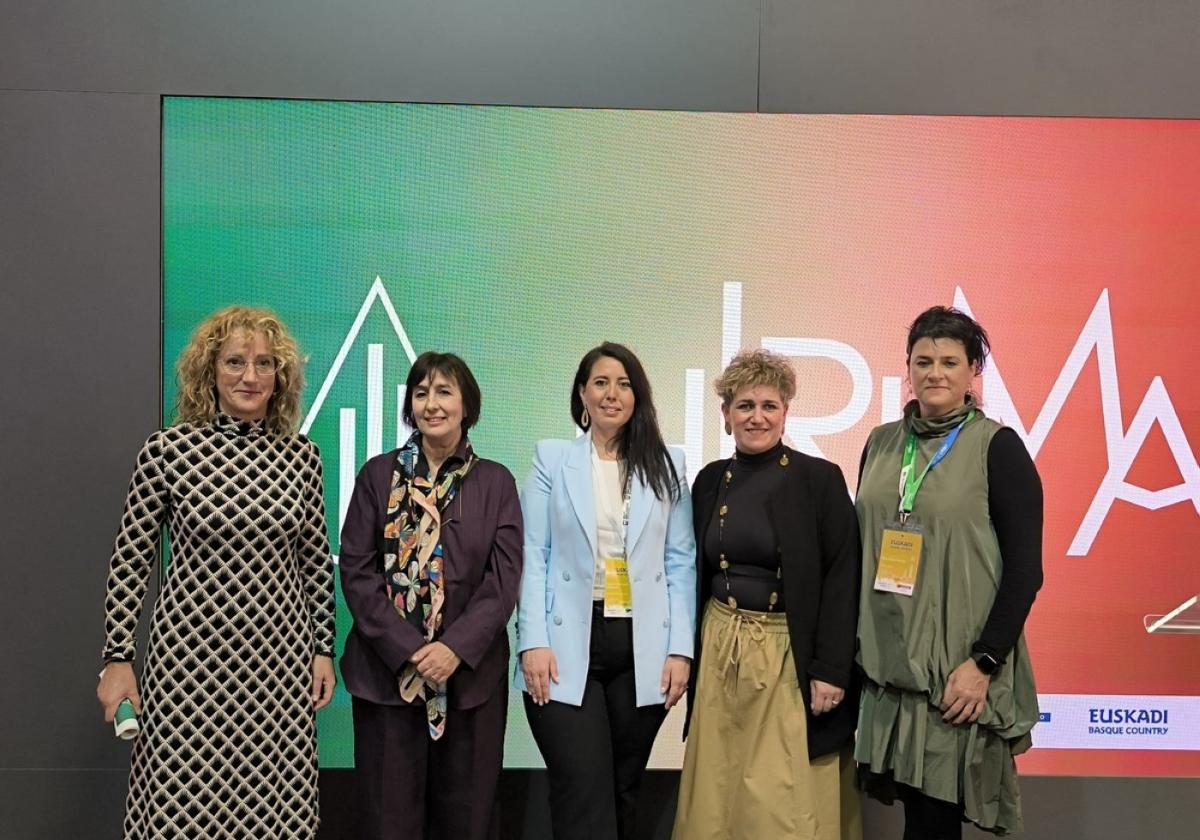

{"left": 571, "top": 342, "right": 681, "bottom": 502}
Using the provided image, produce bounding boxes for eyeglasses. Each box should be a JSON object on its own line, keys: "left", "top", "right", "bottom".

{"left": 219, "top": 356, "right": 278, "bottom": 376}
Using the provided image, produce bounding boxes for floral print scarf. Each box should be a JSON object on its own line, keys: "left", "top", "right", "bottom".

{"left": 382, "top": 431, "right": 477, "bottom": 739}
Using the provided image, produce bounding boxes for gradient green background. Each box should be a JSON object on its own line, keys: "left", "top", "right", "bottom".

{"left": 163, "top": 97, "right": 740, "bottom": 767}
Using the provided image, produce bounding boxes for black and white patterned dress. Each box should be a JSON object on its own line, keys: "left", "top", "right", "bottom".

{"left": 103, "top": 414, "right": 336, "bottom": 839}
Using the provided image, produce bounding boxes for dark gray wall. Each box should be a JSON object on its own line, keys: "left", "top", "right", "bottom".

{"left": 2, "top": 2, "right": 1196, "bottom": 837}
{"left": 0, "top": 88, "right": 163, "bottom": 840}
{"left": 760, "top": 0, "right": 1200, "bottom": 116}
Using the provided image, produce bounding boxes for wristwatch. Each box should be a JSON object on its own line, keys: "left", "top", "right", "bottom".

{"left": 972, "top": 651, "right": 1001, "bottom": 676}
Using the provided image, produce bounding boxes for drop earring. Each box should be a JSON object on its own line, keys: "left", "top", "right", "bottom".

{"left": 724, "top": 421, "right": 732, "bottom": 435}
{"left": 581, "top": 406, "right": 590, "bottom": 428}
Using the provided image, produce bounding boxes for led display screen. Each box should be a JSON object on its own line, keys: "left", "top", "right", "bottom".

{"left": 163, "top": 97, "right": 1200, "bottom": 775}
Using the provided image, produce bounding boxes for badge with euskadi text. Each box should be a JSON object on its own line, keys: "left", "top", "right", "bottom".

{"left": 603, "top": 556, "right": 633, "bottom": 617}
{"left": 873, "top": 523, "right": 924, "bottom": 596}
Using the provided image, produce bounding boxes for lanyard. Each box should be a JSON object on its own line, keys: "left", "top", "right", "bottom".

{"left": 619, "top": 469, "right": 632, "bottom": 556}
{"left": 898, "top": 410, "right": 974, "bottom": 523}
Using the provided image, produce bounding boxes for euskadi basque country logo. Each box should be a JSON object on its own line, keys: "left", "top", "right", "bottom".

{"left": 1087, "top": 706, "right": 1170, "bottom": 736}
{"left": 1033, "top": 695, "right": 1198, "bottom": 750}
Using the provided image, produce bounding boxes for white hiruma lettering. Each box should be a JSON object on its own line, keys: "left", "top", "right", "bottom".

{"left": 954, "top": 287, "right": 1200, "bottom": 556}
{"left": 763, "top": 337, "right": 874, "bottom": 454}
{"left": 305, "top": 279, "right": 1200, "bottom": 564}
{"left": 716, "top": 281, "right": 1199, "bottom": 558}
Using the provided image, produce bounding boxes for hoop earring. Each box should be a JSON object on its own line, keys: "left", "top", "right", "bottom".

{"left": 581, "top": 406, "right": 590, "bottom": 428}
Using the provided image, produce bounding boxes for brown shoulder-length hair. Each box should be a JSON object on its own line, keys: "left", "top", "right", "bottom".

{"left": 401, "top": 351, "right": 483, "bottom": 434}
{"left": 173, "top": 306, "right": 305, "bottom": 435}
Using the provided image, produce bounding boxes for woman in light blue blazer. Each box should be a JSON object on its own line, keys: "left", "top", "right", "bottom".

{"left": 517, "top": 341, "right": 696, "bottom": 840}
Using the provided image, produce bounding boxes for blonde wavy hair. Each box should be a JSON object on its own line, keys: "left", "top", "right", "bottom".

{"left": 714, "top": 348, "right": 797, "bottom": 405}
{"left": 174, "top": 306, "right": 305, "bottom": 435}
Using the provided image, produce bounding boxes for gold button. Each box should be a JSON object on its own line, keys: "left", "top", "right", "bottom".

{"left": 727, "top": 596, "right": 738, "bottom": 609}
{"left": 724, "top": 470, "right": 733, "bottom": 482}
{"left": 719, "top": 559, "right": 729, "bottom": 570}
{"left": 719, "top": 504, "right": 728, "bottom": 516}
{"left": 779, "top": 453, "right": 789, "bottom": 466}
{"left": 768, "top": 591, "right": 779, "bottom": 606}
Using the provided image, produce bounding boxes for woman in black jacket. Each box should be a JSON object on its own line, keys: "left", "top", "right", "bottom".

{"left": 672, "top": 348, "right": 862, "bottom": 840}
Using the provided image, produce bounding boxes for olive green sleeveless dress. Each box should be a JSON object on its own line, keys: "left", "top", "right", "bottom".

{"left": 855, "top": 400, "right": 1038, "bottom": 835}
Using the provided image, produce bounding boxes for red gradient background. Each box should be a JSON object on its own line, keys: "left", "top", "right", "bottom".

{"left": 756, "top": 117, "right": 1200, "bottom": 776}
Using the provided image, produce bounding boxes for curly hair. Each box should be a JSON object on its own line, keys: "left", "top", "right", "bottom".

{"left": 714, "top": 348, "right": 797, "bottom": 405}
{"left": 174, "top": 306, "right": 305, "bottom": 435}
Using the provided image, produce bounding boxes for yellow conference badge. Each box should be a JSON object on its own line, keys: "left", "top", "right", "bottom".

{"left": 873, "top": 525, "right": 923, "bottom": 596}
{"left": 603, "top": 556, "right": 633, "bottom": 617}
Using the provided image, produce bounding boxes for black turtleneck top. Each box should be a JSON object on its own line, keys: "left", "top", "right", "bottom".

{"left": 703, "top": 440, "right": 789, "bottom": 612}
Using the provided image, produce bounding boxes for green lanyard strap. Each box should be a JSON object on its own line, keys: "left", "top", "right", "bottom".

{"left": 898, "top": 409, "right": 975, "bottom": 522}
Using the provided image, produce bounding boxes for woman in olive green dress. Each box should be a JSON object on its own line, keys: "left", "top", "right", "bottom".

{"left": 855, "top": 306, "right": 1043, "bottom": 838}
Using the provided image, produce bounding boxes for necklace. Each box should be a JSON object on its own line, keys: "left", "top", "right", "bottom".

{"left": 716, "top": 448, "right": 788, "bottom": 611}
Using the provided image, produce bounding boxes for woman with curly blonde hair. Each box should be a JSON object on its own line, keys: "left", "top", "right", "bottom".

{"left": 173, "top": 305, "right": 306, "bottom": 433}
{"left": 97, "top": 305, "right": 337, "bottom": 839}
{"left": 673, "top": 348, "right": 861, "bottom": 840}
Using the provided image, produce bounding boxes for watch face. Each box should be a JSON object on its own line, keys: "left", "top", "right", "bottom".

{"left": 975, "top": 653, "right": 999, "bottom": 675}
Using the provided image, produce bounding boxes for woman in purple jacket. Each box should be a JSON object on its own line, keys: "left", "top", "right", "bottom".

{"left": 338, "top": 351, "right": 523, "bottom": 840}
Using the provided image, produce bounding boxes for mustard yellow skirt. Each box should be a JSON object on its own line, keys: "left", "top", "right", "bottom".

{"left": 672, "top": 599, "right": 861, "bottom": 840}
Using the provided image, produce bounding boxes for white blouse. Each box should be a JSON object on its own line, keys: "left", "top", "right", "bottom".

{"left": 590, "top": 439, "right": 627, "bottom": 601}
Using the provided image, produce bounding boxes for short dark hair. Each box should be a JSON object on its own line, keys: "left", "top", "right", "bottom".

{"left": 402, "top": 351, "right": 482, "bottom": 434}
{"left": 906, "top": 306, "right": 991, "bottom": 373}
{"left": 571, "top": 342, "right": 680, "bottom": 502}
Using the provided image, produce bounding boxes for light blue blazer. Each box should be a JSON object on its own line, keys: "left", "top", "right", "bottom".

{"left": 515, "top": 435, "right": 696, "bottom": 707}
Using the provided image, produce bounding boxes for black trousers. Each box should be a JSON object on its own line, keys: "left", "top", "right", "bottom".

{"left": 351, "top": 686, "right": 507, "bottom": 840}
{"left": 898, "top": 783, "right": 965, "bottom": 840}
{"left": 524, "top": 604, "right": 669, "bottom": 840}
